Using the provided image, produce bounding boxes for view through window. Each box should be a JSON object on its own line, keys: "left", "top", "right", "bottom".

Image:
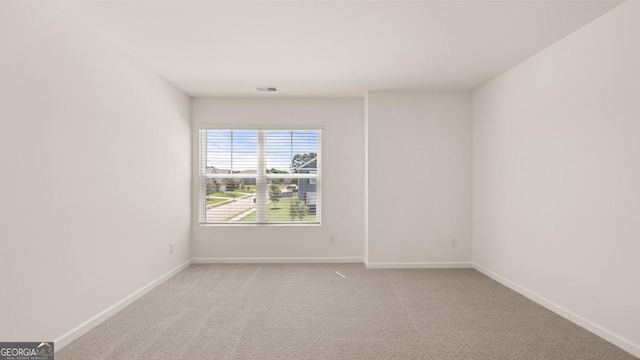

{"left": 199, "top": 129, "right": 321, "bottom": 225}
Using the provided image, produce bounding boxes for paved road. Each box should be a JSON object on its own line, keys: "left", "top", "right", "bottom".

{"left": 206, "top": 195, "right": 256, "bottom": 222}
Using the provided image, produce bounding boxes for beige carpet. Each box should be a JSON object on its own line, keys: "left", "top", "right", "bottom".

{"left": 57, "top": 264, "right": 637, "bottom": 360}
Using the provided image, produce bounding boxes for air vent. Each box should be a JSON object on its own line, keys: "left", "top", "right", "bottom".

{"left": 255, "top": 86, "right": 278, "bottom": 92}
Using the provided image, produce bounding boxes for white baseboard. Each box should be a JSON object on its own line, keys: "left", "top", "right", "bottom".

{"left": 365, "top": 261, "right": 472, "bottom": 269}
{"left": 54, "top": 259, "right": 192, "bottom": 350}
{"left": 191, "top": 258, "right": 472, "bottom": 270}
{"left": 472, "top": 262, "right": 640, "bottom": 358}
{"left": 192, "top": 257, "right": 364, "bottom": 264}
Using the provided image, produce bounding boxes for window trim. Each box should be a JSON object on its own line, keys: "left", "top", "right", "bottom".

{"left": 198, "top": 127, "right": 322, "bottom": 226}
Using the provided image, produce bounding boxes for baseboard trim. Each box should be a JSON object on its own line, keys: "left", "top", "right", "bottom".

{"left": 192, "top": 257, "right": 365, "bottom": 264}
{"left": 54, "top": 259, "right": 192, "bottom": 350}
{"left": 365, "top": 261, "right": 472, "bottom": 269}
{"left": 472, "top": 262, "right": 640, "bottom": 358}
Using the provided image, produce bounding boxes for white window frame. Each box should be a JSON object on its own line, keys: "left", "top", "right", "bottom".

{"left": 198, "top": 127, "right": 322, "bottom": 226}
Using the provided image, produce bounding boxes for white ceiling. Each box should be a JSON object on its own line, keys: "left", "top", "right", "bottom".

{"left": 67, "top": 1, "right": 621, "bottom": 98}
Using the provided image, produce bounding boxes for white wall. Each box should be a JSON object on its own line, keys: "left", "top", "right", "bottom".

{"left": 0, "top": 4, "right": 191, "bottom": 344}
{"left": 473, "top": 1, "right": 640, "bottom": 355}
{"left": 192, "top": 98, "right": 364, "bottom": 260}
{"left": 366, "top": 92, "right": 472, "bottom": 266}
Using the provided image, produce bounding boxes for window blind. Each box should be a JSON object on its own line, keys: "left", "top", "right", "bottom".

{"left": 199, "top": 129, "right": 321, "bottom": 225}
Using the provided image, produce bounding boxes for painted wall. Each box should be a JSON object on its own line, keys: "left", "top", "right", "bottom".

{"left": 366, "top": 92, "right": 472, "bottom": 266}
{"left": 0, "top": 4, "right": 191, "bottom": 343}
{"left": 192, "top": 98, "right": 364, "bottom": 260}
{"left": 473, "top": 1, "right": 640, "bottom": 354}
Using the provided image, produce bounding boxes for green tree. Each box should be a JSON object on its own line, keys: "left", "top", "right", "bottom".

{"left": 288, "top": 197, "right": 309, "bottom": 221}
{"left": 268, "top": 184, "right": 282, "bottom": 209}
{"left": 290, "top": 153, "right": 317, "bottom": 173}
{"left": 226, "top": 179, "right": 237, "bottom": 192}
{"left": 266, "top": 168, "right": 290, "bottom": 184}
{"left": 206, "top": 182, "right": 216, "bottom": 195}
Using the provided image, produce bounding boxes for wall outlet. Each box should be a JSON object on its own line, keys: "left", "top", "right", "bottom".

{"left": 329, "top": 234, "right": 336, "bottom": 243}
{"left": 169, "top": 243, "right": 175, "bottom": 254}
{"left": 451, "top": 239, "right": 457, "bottom": 247}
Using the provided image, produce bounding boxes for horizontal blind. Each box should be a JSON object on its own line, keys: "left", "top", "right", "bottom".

{"left": 199, "top": 129, "right": 320, "bottom": 224}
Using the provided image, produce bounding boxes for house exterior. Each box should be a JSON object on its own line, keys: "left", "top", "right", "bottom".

{"left": 205, "top": 168, "right": 233, "bottom": 192}
{"left": 295, "top": 157, "right": 318, "bottom": 215}
{"left": 241, "top": 170, "right": 257, "bottom": 185}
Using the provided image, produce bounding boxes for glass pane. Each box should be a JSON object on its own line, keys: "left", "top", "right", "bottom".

{"left": 265, "top": 130, "right": 318, "bottom": 173}
{"left": 206, "top": 130, "right": 258, "bottom": 173}
{"left": 204, "top": 177, "right": 257, "bottom": 223}
{"left": 237, "top": 178, "right": 319, "bottom": 223}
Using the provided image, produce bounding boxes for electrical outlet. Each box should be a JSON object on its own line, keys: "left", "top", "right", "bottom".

{"left": 169, "top": 243, "right": 175, "bottom": 254}
{"left": 451, "top": 239, "right": 457, "bottom": 247}
{"left": 329, "top": 234, "right": 336, "bottom": 243}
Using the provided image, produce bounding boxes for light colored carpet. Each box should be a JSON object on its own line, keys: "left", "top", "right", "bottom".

{"left": 57, "top": 264, "right": 637, "bottom": 360}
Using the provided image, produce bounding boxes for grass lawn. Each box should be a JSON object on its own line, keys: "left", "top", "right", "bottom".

{"left": 239, "top": 197, "right": 316, "bottom": 222}
{"left": 209, "top": 191, "right": 253, "bottom": 198}
{"left": 209, "top": 192, "right": 239, "bottom": 198}
{"left": 206, "top": 197, "right": 229, "bottom": 206}
{"left": 266, "top": 183, "right": 297, "bottom": 191}
{"left": 206, "top": 192, "right": 250, "bottom": 207}
{"left": 236, "top": 187, "right": 256, "bottom": 193}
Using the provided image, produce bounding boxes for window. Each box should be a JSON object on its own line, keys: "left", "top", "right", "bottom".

{"left": 199, "top": 129, "right": 321, "bottom": 225}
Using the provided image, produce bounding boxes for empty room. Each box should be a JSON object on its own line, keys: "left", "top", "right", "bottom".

{"left": 1, "top": 1, "right": 639, "bottom": 359}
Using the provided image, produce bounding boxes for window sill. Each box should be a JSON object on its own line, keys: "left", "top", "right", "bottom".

{"left": 199, "top": 222, "right": 321, "bottom": 227}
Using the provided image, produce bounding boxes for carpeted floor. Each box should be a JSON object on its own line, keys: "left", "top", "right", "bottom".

{"left": 57, "top": 264, "right": 637, "bottom": 359}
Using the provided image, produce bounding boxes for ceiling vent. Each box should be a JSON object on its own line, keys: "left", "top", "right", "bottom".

{"left": 255, "top": 86, "right": 278, "bottom": 92}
